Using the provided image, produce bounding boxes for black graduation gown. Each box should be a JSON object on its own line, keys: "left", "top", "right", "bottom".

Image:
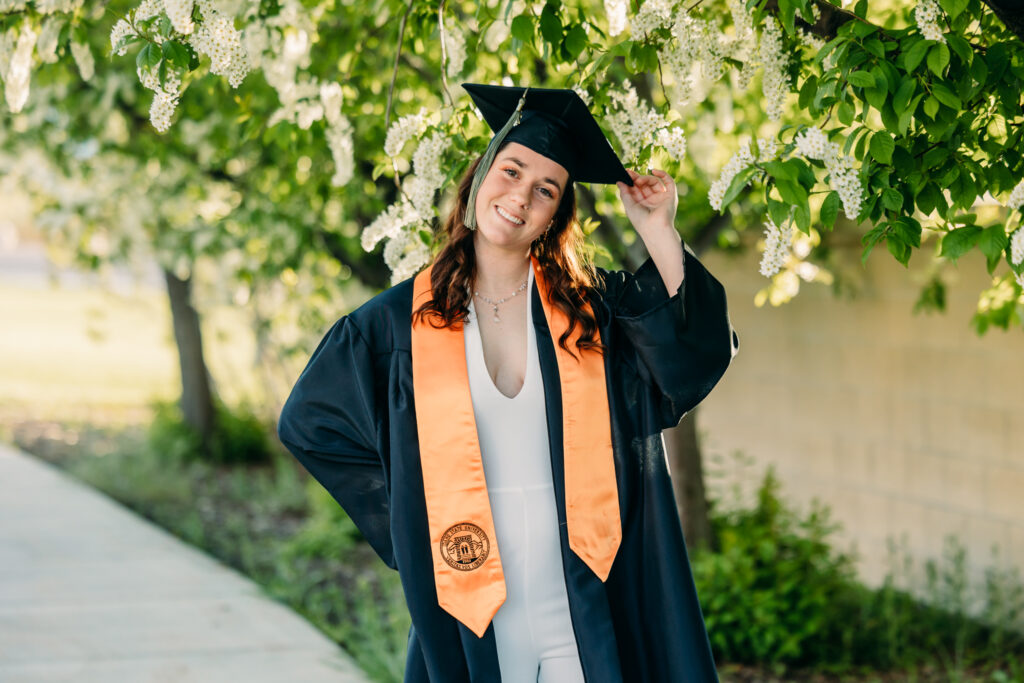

{"left": 277, "top": 245, "right": 739, "bottom": 683}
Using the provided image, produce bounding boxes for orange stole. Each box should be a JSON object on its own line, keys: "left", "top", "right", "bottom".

{"left": 410, "top": 261, "right": 621, "bottom": 638}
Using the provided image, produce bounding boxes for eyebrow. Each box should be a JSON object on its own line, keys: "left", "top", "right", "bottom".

{"left": 502, "top": 156, "right": 564, "bottom": 193}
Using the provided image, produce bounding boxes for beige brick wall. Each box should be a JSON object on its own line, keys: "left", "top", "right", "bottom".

{"left": 696, "top": 242, "right": 1023, "bottom": 600}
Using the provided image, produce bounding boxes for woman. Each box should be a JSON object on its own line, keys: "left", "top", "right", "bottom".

{"left": 278, "top": 84, "right": 738, "bottom": 683}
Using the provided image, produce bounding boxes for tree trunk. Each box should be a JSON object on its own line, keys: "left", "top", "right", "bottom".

{"left": 164, "top": 267, "right": 216, "bottom": 452}
{"left": 664, "top": 411, "right": 715, "bottom": 551}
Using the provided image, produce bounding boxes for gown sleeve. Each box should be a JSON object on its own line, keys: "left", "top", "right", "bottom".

{"left": 277, "top": 316, "right": 395, "bottom": 569}
{"left": 598, "top": 243, "right": 739, "bottom": 431}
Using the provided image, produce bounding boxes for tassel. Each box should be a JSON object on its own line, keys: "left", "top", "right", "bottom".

{"left": 464, "top": 88, "right": 529, "bottom": 230}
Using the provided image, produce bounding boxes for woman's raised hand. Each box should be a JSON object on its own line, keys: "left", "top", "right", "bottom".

{"left": 616, "top": 168, "right": 678, "bottom": 236}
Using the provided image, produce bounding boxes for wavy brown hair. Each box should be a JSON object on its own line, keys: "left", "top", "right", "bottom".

{"left": 412, "top": 151, "right": 604, "bottom": 357}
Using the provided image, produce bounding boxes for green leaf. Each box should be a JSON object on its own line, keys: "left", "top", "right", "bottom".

{"left": 893, "top": 78, "right": 916, "bottom": 112}
{"left": 719, "top": 166, "right": 756, "bottom": 210}
{"left": 864, "top": 38, "right": 885, "bottom": 58}
{"left": 940, "top": 225, "right": 982, "bottom": 262}
{"left": 865, "top": 85, "right": 887, "bottom": 110}
{"left": 887, "top": 234, "right": 912, "bottom": 266}
{"left": 837, "top": 100, "right": 855, "bottom": 125}
{"left": 923, "top": 95, "right": 939, "bottom": 118}
{"left": 893, "top": 216, "right": 922, "bottom": 247}
{"left": 775, "top": 179, "right": 808, "bottom": 206}
{"left": 820, "top": 191, "right": 840, "bottom": 229}
{"left": 853, "top": 0, "right": 868, "bottom": 18}
{"left": 763, "top": 160, "right": 796, "bottom": 181}
{"left": 539, "top": 4, "right": 562, "bottom": 44}
{"left": 870, "top": 132, "right": 895, "bottom": 165}
{"left": 793, "top": 202, "right": 811, "bottom": 234}
{"left": 947, "top": 34, "right": 973, "bottom": 65}
{"left": 798, "top": 75, "right": 818, "bottom": 110}
{"left": 511, "top": 14, "right": 533, "bottom": 43}
{"left": 939, "top": 0, "right": 969, "bottom": 20}
{"left": 978, "top": 225, "right": 1009, "bottom": 273}
{"left": 847, "top": 70, "right": 875, "bottom": 88}
{"left": 161, "top": 40, "right": 190, "bottom": 68}
{"left": 927, "top": 43, "right": 950, "bottom": 76}
{"left": 904, "top": 39, "right": 930, "bottom": 72}
{"left": 861, "top": 224, "right": 887, "bottom": 264}
{"left": 931, "top": 83, "right": 961, "bottom": 109}
{"left": 882, "top": 188, "right": 904, "bottom": 211}
{"left": 768, "top": 199, "right": 791, "bottom": 227}
{"left": 564, "top": 24, "right": 587, "bottom": 59}
{"left": 136, "top": 43, "right": 161, "bottom": 71}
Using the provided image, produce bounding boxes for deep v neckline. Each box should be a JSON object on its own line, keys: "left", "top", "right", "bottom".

{"left": 468, "top": 266, "right": 534, "bottom": 401}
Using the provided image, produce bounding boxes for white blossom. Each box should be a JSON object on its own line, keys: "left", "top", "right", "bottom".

{"left": 914, "top": 0, "right": 946, "bottom": 43}
{"left": 319, "top": 81, "right": 344, "bottom": 126}
{"left": 605, "top": 84, "right": 668, "bottom": 162}
{"left": 327, "top": 116, "right": 354, "bottom": 187}
{"left": 385, "top": 227, "right": 432, "bottom": 284}
{"left": 795, "top": 126, "right": 864, "bottom": 219}
{"left": 656, "top": 126, "right": 687, "bottom": 161}
{"left": 110, "top": 20, "right": 136, "bottom": 56}
{"left": 759, "top": 18, "right": 789, "bottom": 121}
{"left": 165, "top": 0, "right": 196, "bottom": 35}
{"left": 36, "top": 16, "right": 64, "bottom": 64}
{"left": 1007, "top": 179, "right": 1024, "bottom": 211}
{"left": 138, "top": 66, "right": 182, "bottom": 132}
{"left": 0, "top": 29, "right": 15, "bottom": 81}
{"left": 605, "top": 0, "right": 628, "bottom": 37}
{"left": 708, "top": 140, "right": 754, "bottom": 211}
{"left": 407, "top": 130, "right": 452, "bottom": 219}
{"left": 759, "top": 215, "right": 792, "bottom": 277}
{"left": 0, "top": 0, "right": 29, "bottom": 11}
{"left": 384, "top": 107, "right": 429, "bottom": 158}
{"left": 572, "top": 85, "right": 592, "bottom": 106}
{"left": 135, "top": 0, "right": 163, "bottom": 23}
{"left": 362, "top": 200, "right": 420, "bottom": 252}
{"left": 34, "top": 0, "right": 83, "bottom": 14}
{"left": 295, "top": 99, "right": 324, "bottom": 129}
{"left": 189, "top": 0, "right": 250, "bottom": 88}
{"left": 630, "top": 0, "right": 674, "bottom": 38}
{"left": 5, "top": 24, "right": 36, "bottom": 114}
{"left": 1010, "top": 228, "right": 1024, "bottom": 266}
{"left": 756, "top": 136, "right": 778, "bottom": 161}
{"left": 443, "top": 25, "right": 467, "bottom": 79}
{"left": 70, "top": 39, "right": 94, "bottom": 81}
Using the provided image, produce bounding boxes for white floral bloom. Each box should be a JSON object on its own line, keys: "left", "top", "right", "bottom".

{"left": 362, "top": 200, "right": 419, "bottom": 251}
{"left": 572, "top": 85, "right": 592, "bottom": 106}
{"left": 759, "top": 214, "right": 792, "bottom": 277}
{"left": 319, "top": 80, "right": 344, "bottom": 126}
{"left": 295, "top": 100, "right": 324, "bottom": 129}
{"left": 797, "top": 26, "right": 824, "bottom": 52}
{"left": 605, "top": 0, "right": 628, "bottom": 37}
{"left": 33, "top": 0, "right": 83, "bottom": 14}
{"left": 388, "top": 227, "right": 432, "bottom": 284}
{"left": 1015, "top": 271, "right": 1024, "bottom": 289}
{"left": 656, "top": 126, "right": 687, "bottom": 161}
{"left": 708, "top": 140, "right": 754, "bottom": 211}
{"left": 444, "top": 25, "right": 467, "bottom": 79}
{"left": 36, "top": 16, "right": 64, "bottom": 64}
{"left": 384, "top": 107, "right": 429, "bottom": 158}
{"left": 5, "top": 24, "right": 37, "bottom": 114}
{"left": 606, "top": 84, "right": 668, "bottom": 162}
{"left": 110, "top": 20, "right": 136, "bottom": 56}
{"left": 914, "top": 0, "right": 946, "bottom": 43}
{"left": 630, "top": 0, "right": 674, "bottom": 38}
{"left": 138, "top": 66, "right": 182, "bottom": 132}
{"left": 189, "top": 0, "right": 250, "bottom": 88}
{"left": 327, "top": 116, "right": 354, "bottom": 187}
{"left": 70, "top": 39, "right": 94, "bottom": 81}
{"left": 0, "top": 0, "right": 29, "bottom": 11}
{"left": 135, "top": 0, "right": 163, "bottom": 22}
{"left": 1008, "top": 228, "right": 1024, "bottom": 266}
{"left": 756, "top": 136, "right": 778, "bottom": 161}
{"left": 407, "top": 130, "right": 452, "bottom": 219}
{"left": 759, "top": 18, "right": 789, "bottom": 121}
{"left": 1007, "top": 179, "right": 1024, "bottom": 211}
{"left": 0, "top": 29, "right": 16, "bottom": 80}
{"left": 165, "top": 0, "right": 196, "bottom": 35}
{"left": 728, "top": 0, "right": 753, "bottom": 39}
{"left": 795, "top": 126, "right": 864, "bottom": 219}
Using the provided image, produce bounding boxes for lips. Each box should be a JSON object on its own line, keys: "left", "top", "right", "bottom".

{"left": 494, "top": 205, "right": 525, "bottom": 226}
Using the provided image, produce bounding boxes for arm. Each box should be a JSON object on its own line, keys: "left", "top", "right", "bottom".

{"left": 277, "top": 316, "right": 395, "bottom": 569}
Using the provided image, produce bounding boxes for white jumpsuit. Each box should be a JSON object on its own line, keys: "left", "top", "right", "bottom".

{"left": 464, "top": 265, "right": 587, "bottom": 683}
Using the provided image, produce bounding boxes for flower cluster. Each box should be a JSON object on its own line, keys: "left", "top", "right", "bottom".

{"left": 384, "top": 108, "right": 429, "bottom": 158}
{"left": 165, "top": 0, "right": 196, "bottom": 35}
{"left": 1007, "top": 178, "right": 1024, "bottom": 211}
{"left": 630, "top": 0, "right": 674, "bottom": 38}
{"left": 1010, "top": 228, "right": 1024, "bottom": 267}
{"left": 362, "top": 200, "right": 419, "bottom": 253}
{"left": 33, "top": 0, "right": 83, "bottom": 13}
{"left": 320, "top": 82, "right": 354, "bottom": 187}
{"left": 605, "top": 84, "right": 670, "bottom": 162}
{"left": 708, "top": 137, "right": 776, "bottom": 211}
{"left": 70, "top": 39, "right": 94, "bottom": 81}
{"left": 443, "top": 24, "right": 467, "bottom": 79}
{"left": 383, "top": 226, "right": 432, "bottom": 284}
{"left": 794, "top": 126, "right": 864, "bottom": 219}
{"left": 914, "top": 0, "right": 946, "bottom": 43}
{"left": 110, "top": 20, "right": 135, "bottom": 56}
{"left": 406, "top": 130, "right": 451, "bottom": 218}
{"left": 759, "top": 214, "right": 793, "bottom": 277}
{"left": 656, "top": 126, "right": 687, "bottom": 161}
{"left": 36, "top": 17, "right": 62, "bottom": 64}
{"left": 758, "top": 18, "right": 788, "bottom": 121}
{"left": 3, "top": 23, "right": 36, "bottom": 113}
{"left": 605, "top": 0, "right": 628, "bottom": 37}
{"left": 138, "top": 65, "right": 182, "bottom": 133}
{"left": 189, "top": 0, "right": 250, "bottom": 89}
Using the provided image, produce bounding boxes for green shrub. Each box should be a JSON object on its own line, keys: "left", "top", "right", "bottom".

{"left": 279, "top": 481, "right": 362, "bottom": 561}
{"left": 147, "top": 397, "right": 272, "bottom": 465}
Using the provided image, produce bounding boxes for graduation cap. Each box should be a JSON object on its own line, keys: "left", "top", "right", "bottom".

{"left": 462, "top": 83, "right": 633, "bottom": 229}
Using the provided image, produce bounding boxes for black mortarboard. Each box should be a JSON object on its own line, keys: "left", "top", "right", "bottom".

{"left": 462, "top": 83, "right": 633, "bottom": 229}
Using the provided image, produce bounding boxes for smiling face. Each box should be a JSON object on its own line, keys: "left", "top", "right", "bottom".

{"left": 471, "top": 142, "right": 570, "bottom": 255}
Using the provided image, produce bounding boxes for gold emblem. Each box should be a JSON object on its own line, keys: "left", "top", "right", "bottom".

{"left": 440, "top": 522, "right": 489, "bottom": 571}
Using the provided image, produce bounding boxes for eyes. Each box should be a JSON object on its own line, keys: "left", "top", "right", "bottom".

{"left": 502, "top": 167, "right": 556, "bottom": 199}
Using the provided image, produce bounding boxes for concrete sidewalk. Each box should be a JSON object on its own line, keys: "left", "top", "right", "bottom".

{"left": 0, "top": 443, "right": 372, "bottom": 682}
